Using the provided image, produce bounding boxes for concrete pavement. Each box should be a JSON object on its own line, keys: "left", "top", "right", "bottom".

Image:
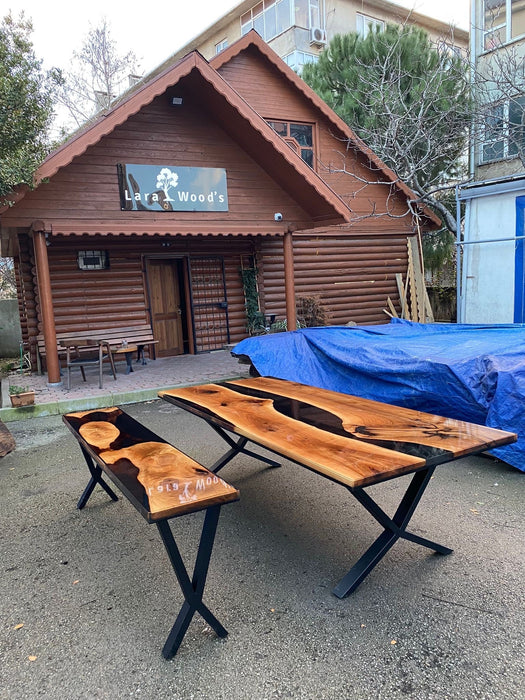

{"left": 1, "top": 401, "right": 523, "bottom": 699}
{"left": 0, "top": 349, "right": 250, "bottom": 422}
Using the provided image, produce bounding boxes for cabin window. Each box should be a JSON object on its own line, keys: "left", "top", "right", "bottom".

{"left": 266, "top": 120, "right": 314, "bottom": 167}
{"left": 215, "top": 39, "right": 228, "bottom": 54}
{"left": 77, "top": 250, "right": 110, "bottom": 270}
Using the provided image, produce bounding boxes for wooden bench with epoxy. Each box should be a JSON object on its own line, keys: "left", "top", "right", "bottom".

{"left": 63, "top": 406, "right": 239, "bottom": 659}
{"left": 63, "top": 406, "right": 239, "bottom": 521}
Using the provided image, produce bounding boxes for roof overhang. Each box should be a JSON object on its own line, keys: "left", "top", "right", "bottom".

{"left": 43, "top": 223, "right": 289, "bottom": 238}
{"left": 458, "top": 174, "right": 525, "bottom": 201}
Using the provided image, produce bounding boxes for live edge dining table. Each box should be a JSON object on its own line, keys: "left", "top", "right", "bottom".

{"left": 159, "top": 376, "right": 516, "bottom": 598}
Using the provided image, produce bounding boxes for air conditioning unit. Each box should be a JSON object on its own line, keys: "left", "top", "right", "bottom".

{"left": 310, "top": 27, "right": 327, "bottom": 46}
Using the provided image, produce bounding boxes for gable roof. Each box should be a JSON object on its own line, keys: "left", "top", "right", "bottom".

{"left": 211, "top": 31, "right": 441, "bottom": 228}
{"left": 0, "top": 49, "right": 350, "bottom": 226}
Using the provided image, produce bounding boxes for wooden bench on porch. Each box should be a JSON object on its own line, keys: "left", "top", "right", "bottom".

{"left": 35, "top": 324, "right": 158, "bottom": 375}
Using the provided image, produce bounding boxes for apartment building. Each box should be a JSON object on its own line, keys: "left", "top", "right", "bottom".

{"left": 166, "top": 0, "right": 467, "bottom": 72}
{"left": 459, "top": 0, "right": 525, "bottom": 322}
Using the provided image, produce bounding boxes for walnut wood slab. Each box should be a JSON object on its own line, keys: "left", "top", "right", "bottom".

{"left": 63, "top": 407, "right": 239, "bottom": 521}
{"left": 228, "top": 377, "right": 515, "bottom": 458}
{"left": 159, "top": 378, "right": 516, "bottom": 489}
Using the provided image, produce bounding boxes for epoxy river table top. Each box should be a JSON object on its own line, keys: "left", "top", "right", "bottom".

{"left": 159, "top": 377, "right": 517, "bottom": 489}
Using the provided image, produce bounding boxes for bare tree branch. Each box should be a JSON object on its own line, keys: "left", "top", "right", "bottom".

{"left": 54, "top": 18, "right": 141, "bottom": 133}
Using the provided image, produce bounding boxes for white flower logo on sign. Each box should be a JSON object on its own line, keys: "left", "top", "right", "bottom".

{"left": 156, "top": 167, "right": 179, "bottom": 201}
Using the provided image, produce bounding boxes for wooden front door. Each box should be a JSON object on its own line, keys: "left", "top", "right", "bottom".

{"left": 147, "top": 259, "right": 185, "bottom": 357}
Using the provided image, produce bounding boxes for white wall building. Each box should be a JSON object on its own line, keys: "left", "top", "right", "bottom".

{"left": 461, "top": 1, "right": 525, "bottom": 323}
{"left": 459, "top": 176, "right": 525, "bottom": 322}
{"left": 161, "top": 0, "right": 467, "bottom": 73}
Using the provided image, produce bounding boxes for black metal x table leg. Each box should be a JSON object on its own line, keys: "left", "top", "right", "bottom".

{"left": 332, "top": 467, "right": 453, "bottom": 598}
{"left": 208, "top": 423, "right": 281, "bottom": 473}
{"left": 156, "top": 505, "right": 228, "bottom": 659}
{"left": 76, "top": 445, "right": 119, "bottom": 509}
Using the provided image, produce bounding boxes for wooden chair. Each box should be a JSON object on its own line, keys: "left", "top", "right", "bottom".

{"left": 63, "top": 339, "right": 117, "bottom": 390}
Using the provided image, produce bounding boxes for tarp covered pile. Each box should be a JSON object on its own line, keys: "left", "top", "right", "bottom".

{"left": 232, "top": 319, "right": 525, "bottom": 471}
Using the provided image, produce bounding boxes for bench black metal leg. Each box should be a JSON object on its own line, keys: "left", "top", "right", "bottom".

{"left": 208, "top": 424, "right": 281, "bottom": 472}
{"left": 123, "top": 351, "right": 134, "bottom": 374}
{"left": 156, "top": 505, "right": 228, "bottom": 659}
{"left": 332, "top": 467, "right": 452, "bottom": 598}
{"left": 136, "top": 345, "right": 147, "bottom": 365}
{"left": 77, "top": 445, "right": 119, "bottom": 509}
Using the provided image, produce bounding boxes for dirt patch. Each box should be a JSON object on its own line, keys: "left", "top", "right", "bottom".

{"left": 0, "top": 357, "right": 18, "bottom": 378}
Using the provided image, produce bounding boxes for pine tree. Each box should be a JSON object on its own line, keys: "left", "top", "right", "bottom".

{"left": 303, "top": 25, "right": 471, "bottom": 236}
{"left": 0, "top": 12, "right": 57, "bottom": 202}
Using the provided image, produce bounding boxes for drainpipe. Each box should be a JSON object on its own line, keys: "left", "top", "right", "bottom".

{"left": 456, "top": 184, "right": 463, "bottom": 323}
{"left": 469, "top": 0, "right": 477, "bottom": 182}
{"left": 283, "top": 230, "right": 297, "bottom": 331}
{"left": 458, "top": 0, "right": 478, "bottom": 324}
{"left": 32, "top": 224, "right": 61, "bottom": 386}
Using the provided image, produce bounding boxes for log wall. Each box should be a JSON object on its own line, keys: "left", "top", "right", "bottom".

{"left": 17, "top": 228, "right": 408, "bottom": 369}
{"left": 17, "top": 234, "right": 257, "bottom": 366}
{"left": 259, "top": 233, "right": 409, "bottom": 326}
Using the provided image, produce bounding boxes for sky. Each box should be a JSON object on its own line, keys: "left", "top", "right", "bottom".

{"left": 7, "top": 0, "right": 470, "bottom": 75}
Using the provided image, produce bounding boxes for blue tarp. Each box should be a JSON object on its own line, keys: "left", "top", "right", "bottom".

{"left": 232, "top": 319, "right": 525, "bottom": 471}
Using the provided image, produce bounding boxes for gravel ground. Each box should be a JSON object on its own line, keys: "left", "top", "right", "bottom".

{"left": 1, "top": 401, "right": 524, "bottom": 700}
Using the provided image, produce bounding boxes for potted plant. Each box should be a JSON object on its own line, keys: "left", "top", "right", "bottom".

{"left": 9, "top": 385, "right": 35, "bottom": 407}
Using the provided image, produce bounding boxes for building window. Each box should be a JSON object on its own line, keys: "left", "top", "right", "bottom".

{"left": 283, "top": 50, "right": 318, "bottom": 72}
{"left": 266, "top": 120, "right": 314, "bottom": 167}
{"left": 241, "top": 0, "right": 324, "bottom": 40}
{"left": 480, "top": 97, "right": 525, "bottom": 163}
{"left": 215, "top": 39, "right": 228, "bottom": 54}
{"left": 482, "top": 0, "right": 525, "bottom": 50}
{"left": 241, "top": 0, "right": 293, "bottom": 41}
{"left": 509, "top": 96, "right": 525, "bottom": 156}
{"left": 356, "top": 12, "right": 385, "bottom": 38}
{"left": 295, "top": 0, "right": 323, "bottom": 29}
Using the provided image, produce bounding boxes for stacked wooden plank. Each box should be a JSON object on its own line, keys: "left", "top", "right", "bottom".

{"left": 385, "top": 235, "right": 434, "bottom": 323}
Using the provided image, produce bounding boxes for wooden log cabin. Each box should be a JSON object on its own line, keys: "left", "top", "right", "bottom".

{"left": 0, "top": 31, "right": 439, "bottom": 385}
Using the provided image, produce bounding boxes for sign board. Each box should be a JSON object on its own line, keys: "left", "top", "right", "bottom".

{"left": 118, "top": 164, "right": 228, "bottom": 212}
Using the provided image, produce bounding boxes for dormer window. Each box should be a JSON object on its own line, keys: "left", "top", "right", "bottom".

{"left": 266, "top": 120, "right": 314, "bottom": 167}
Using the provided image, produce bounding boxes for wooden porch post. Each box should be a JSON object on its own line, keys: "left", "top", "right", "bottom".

{"left": 283, "top": 230, "right": 297, "bottom": 332}
{"left": 32, "top": 226, "right": 61, "bottom": 386}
